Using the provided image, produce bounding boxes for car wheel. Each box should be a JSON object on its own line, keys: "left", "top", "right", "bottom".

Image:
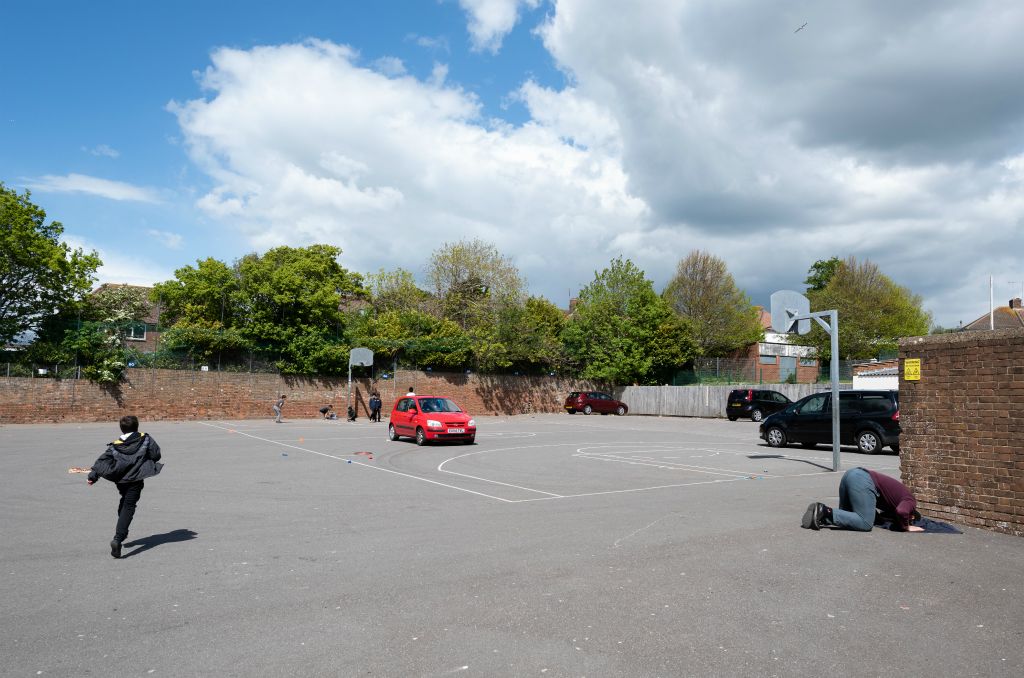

{"left": 856, "top": 430, "right": 881, "bottom": 455}
{"left": 727, "top": 415, "right": 738, "bottom": 421}
{"left": 583, "top": 405, "right": 593, "bottom": 415}
{"left": 616, "top": 405, "right": 626, "bottom": 416}
{"left": 766, "top": 426, "right": 788, "bottom": 448}
{"left": 891, "top": 443, "right": 901, "bottom": 454}
{"left": 388, "top": 424, "right": 399, "bottom": 441}
{"left": 415, "top": 427, "right": 427, "bottom": 446}
{"left": 566, "top": 409, "right": 576, "bottom": 414}
{"left": 750, "top": 409, "right": 763, "bottom": 422}
{"left": 463, "top": 437, "right": 475, "bottom": 445}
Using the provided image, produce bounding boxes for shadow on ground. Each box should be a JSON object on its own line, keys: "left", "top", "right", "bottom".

{"left": 122, "top": 529, "right": 198, "bottom": 559}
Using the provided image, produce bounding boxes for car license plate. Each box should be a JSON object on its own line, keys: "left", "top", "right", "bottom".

{"left": 730, "top": 403, "right": 741, "bottom": 407}
{"left": 448, "top": 428, "right": 465, "bottom": 434}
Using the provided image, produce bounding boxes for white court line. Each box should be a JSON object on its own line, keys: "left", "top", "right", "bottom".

{"left": 514, "top": 470, "right": 833, "bottom": 502}
{"left": 197, "top": 422, "right": 516, "bottom": 503}
{"left": 573, "top": 453, "right": 749, "bottom": 478}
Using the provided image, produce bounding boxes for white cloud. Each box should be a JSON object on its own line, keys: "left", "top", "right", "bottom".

{"left": 372, "top": 56, "right": 406, "bottom": 77}
{"left": 533, "top": 0, "right": 1024, "bottom": 326}
{"left": 147, "top": 229, "right": 184, "bottom": 250}
{"left": 458, "top": 0, "right": 540, "bottom": 53}
{"left": 170, "top": 40, "right": 646, "bottom": 306}
{"left": 83, "top": 144, "right": 120, "bottom": 158}
{"left": 24, "top": 173, "right": 160, "bottom": 203}
{"left": 169, "top": 1, "right": 1024, "bottom": 328}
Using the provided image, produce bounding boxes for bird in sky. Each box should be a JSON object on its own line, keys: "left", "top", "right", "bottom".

{"left": 795, "top": 22, "right": 807, "bottom": 33}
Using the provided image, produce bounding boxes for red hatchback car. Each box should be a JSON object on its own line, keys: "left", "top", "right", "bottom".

{"left": 388, "top": 395, "right": 477, "bottom": 445}
{"left": 564, "top": 391, "right": 628, "bottom": 416}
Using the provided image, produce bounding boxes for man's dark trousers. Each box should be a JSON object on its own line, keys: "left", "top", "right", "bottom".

{"left": 115, "top": 480, "right": 145, "bottom": 542}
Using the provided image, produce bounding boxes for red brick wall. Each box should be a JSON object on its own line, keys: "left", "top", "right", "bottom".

{"left": 0, "top": 368, "right": 599, "bottom": 424}
{"left": 899, "top": 328, "right": 1024, "bottom": 536}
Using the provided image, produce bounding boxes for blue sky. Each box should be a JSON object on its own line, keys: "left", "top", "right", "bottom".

{"left": 3, "top": 1, "right": 1024, "bottom": 329}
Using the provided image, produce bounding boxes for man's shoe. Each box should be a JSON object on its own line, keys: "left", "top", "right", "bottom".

{"left": 801, "top": 503, "right": 821, "bottom": 530}
{"left": 110, "top": 539, "right": 122, "bottom": 559}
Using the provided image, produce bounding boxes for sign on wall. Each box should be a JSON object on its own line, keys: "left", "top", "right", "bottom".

{"left": 904, "top": 358, "right": 921, "bottom": 381}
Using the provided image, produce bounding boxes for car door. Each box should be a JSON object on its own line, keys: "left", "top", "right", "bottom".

{"left": 394, "top": 398, "right": 415, "bottom": 435}
{"left": 768, "top": 391, "right": 789, "bottom": 415}
{"left": 788, "top": 393, "right": 829, "bottom": 442}
{"left": 597, "top": 393, "right": 613, "bottom": 413}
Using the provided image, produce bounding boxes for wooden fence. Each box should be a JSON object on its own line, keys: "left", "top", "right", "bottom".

{"left": 617, "top": 383, "right": 852, "bottom": 418}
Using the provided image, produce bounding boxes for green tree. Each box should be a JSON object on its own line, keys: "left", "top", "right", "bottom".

{"left": 425, "top": 238, "right": 526, "bottom": 330}
{"left": 804, "top": 256, "right": 842, "bottom": 292}
{"left": 0, "top": 183, "right": 101, "bottom": 343}
{"left": 662, "top": 250, "right": 763, "bottom": 356}
{"left": 365, "top": 267, "right": 432, "bottom": 314}
{"left": 152, "top": 245, "right": 366, "bottom": 374}
{"left": 490, "top": 296, "right": 567, "bottom": 373}
{"left": 563, "top": 257, "right": 699, "bottom": 384}
{"left": 806, "top": 256, "right": 932, "bottom": 360}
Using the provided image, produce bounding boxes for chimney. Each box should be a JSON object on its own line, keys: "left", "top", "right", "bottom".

{"left": 568, "top": 297, "right": 578, "bottom": 313}
{"left": 1010, "top": 298, "right": 1023, "bottom": 309}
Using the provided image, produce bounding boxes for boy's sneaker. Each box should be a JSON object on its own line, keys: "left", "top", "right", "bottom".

{"left": 110, "top": 539, "right": 122, "bottom": 559}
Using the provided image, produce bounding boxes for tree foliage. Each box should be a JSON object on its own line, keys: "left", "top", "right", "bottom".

{"left": 0, "top": 183, "right": 101, "bottom": 343}
{"left": 804, "top": 256, "right": 842, "bottom": 292}
{"left": 426, "top": 238, "right": 526, "bottom": 329}
{"left": 563, "top": 257, "right": 699, "bottom": 384}
{"left": 152, "top": 245, "right": 366, "bottom": 374}
{"left": 805, "top": 256, "right": 932, "bottom": 359}
{"left": 662, "top": 250, "right": 763, "bottom": 356}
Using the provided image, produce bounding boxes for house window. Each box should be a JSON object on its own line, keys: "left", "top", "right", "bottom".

{"left": 759, "top": 355, "right": 777, "bottom": 365}
{"left": 125, "top": 323, "right": 147, "bottom": 341}
{"left": 799, "top": 358, "right": 816, "bottom": 366}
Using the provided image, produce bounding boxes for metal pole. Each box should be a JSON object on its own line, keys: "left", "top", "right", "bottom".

{"left": 830, "top": 310, "right": 840, "bottom": 472}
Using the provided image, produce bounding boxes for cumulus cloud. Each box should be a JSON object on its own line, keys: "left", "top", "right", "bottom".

{"left": 535, "top": 0, "right": 1024, "bottom": 325}
{"left": 458, "top": 0, "right": 540, "bottom": 53}
{"left": 24, "top": 173, "right": 161, "bottom": 202}
{"left": 170, "top": 39, "right": 646, "bottom": 307}
{"left": 169, "top": 2, "right": 1024, "bottom": 327}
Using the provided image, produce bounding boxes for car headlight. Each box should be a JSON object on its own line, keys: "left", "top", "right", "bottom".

{"left": 426, "top": 419, "right": 442, "bottom": 428}
{"left": 468, "top": 418, "right": 475, "bottom": 427}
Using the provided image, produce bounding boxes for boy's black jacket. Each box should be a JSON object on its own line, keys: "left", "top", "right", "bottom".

{"left": 88, "top": 433, "right": 163, "bottom": 484}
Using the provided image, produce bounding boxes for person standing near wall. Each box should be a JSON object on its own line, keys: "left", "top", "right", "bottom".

{"left": 273, "top": 394, "right": 286, "bottom": 423}
{"left": 368, "top": 392, "right": 382, "bottom": 422}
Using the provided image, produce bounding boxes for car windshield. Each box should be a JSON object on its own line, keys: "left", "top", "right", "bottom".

{"left": 418, "top": 398, "right": 462, "bottom": 413}
{"left": 567, "top": 392, "right": 580, "bottom": 398}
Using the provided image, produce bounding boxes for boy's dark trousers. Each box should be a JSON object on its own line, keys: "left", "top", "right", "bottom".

{"left": 115, "top": 480, "right": 145, "bottom": 543}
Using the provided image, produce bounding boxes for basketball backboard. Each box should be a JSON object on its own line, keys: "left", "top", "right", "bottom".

{"left": 770, "top": 290, "right": 811, "bottom": 335}
{"left": 349, "top": 347, "right": 374, "bottom": 367}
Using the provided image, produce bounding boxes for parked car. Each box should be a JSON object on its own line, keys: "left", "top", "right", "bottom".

{"left": 758, "top": 390, "right": 900, "bottom": 454}
{"left": 726, "top": 389, "right": 791, "bottom": 422}
{"left": 388, "top": 395, "right": 476, "bottom": 445}
{"left": 564, "top": 391, "right": 628, "bottom": 416}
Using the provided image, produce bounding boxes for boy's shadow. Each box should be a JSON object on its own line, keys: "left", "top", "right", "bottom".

{"left": 121, "top": 529, "right": 198, "bottom": 558}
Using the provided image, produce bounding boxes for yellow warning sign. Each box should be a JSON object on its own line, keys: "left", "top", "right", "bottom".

{"left": 904, "top": 358, "right": 921, "bottom": 381}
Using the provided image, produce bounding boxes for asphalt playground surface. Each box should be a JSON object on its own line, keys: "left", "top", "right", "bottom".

{"left": 2, "top": 413, "right": 1022, "bottom": 677}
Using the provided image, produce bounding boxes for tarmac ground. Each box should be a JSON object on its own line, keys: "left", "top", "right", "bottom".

{"left": 1, "top": 413, "right": 1021, "bottom": 677}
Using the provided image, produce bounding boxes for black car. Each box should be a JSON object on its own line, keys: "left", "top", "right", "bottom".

{"left": 758, "top": 390, "right": 900, "bottom": 454}
{"left": 726, "top": 389, "right": 791, "bottom": 422}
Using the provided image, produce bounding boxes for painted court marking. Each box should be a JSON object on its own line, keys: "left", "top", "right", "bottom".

{"left": 199, "top": 422, "right": 894, "bottom": 503}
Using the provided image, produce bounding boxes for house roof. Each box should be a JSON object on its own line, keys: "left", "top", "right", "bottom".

{"left": 962, "top": 298, "right": 1024, "bottom": 331}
